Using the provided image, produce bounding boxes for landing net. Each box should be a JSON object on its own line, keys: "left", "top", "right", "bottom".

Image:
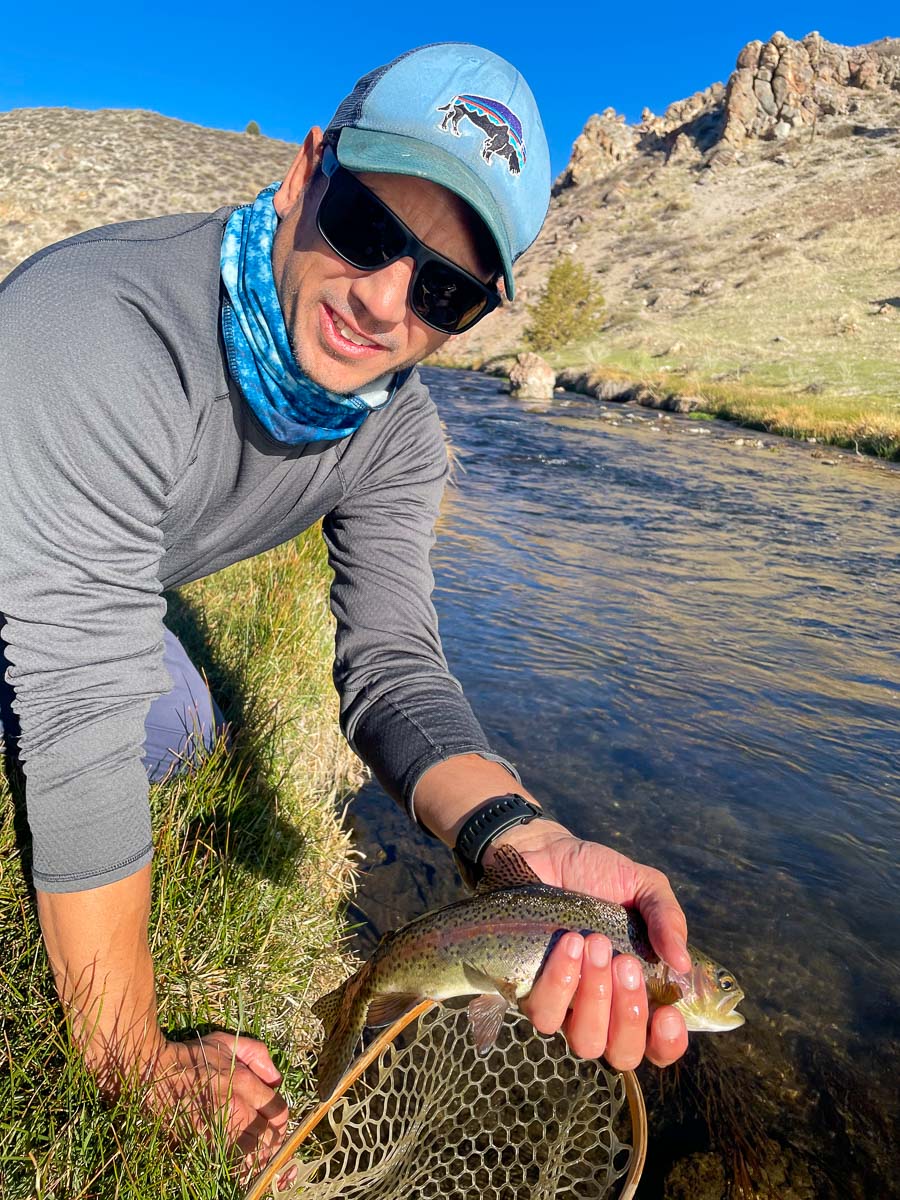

{"left": 245, "top": 1000, "right": 646, "bottom": 1200}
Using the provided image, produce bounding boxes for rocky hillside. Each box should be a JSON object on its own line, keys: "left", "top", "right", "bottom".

{"left": 452, "top": 31, "right": 900, "bottom": 405}
{"left": 1, "top": 33, "right": 897, "bottom": 412}
{"left": 0, "top": 108, "right": 299, "bottom": 278}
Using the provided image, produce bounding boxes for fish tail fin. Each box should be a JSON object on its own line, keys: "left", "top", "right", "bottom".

{"left": 313, "top": 962, "right": 373, "bottom": 1100}
{"left": 311, "top": 980, "right": 350, "bottom": 1038}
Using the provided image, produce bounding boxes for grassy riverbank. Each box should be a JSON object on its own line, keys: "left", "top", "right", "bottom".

{"left": 430, "top": 352, "right": 900, "bottom": 461}
{"left": 0, "top": 528, "right": 362, "bottom": 1198}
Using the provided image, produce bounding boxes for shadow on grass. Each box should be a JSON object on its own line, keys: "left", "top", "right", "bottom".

{"left": 160, "top": 589, "right": 307, "bottom": 886}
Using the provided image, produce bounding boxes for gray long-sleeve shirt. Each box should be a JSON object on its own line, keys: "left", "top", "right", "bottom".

{"left": 0, "top": 206, "right": 510, "bottom": 893}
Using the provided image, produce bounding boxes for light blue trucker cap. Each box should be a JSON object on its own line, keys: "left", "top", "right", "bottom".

{"left": 324, "top": 43, "right": 550, "bottom": 301}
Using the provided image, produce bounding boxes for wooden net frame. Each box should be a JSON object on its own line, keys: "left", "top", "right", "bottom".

{"left": 245, "top": 1000, "right": 647, "bottom": 1200}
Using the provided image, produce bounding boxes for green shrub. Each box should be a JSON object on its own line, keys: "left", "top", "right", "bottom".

{"left": 524, "top": 257, "right": 605, "bottom": 353}
{"left": 245, "top": 119, "right": 261, "bottom": 136}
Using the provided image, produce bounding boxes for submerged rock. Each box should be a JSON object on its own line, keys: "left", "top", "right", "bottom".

{"left": 665, "top": 1152, "right": 726, "bottom": 1200}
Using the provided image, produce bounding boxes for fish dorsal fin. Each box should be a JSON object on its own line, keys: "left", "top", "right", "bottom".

{"left": 476, "top": 844, "right": 544, "bottom": 893}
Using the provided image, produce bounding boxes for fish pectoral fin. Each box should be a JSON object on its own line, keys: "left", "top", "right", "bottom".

{"left": 467, "top": 993, "right": 510, "bottom": 1055}
{"left": 477, "top": 844, "right": 544, "bottom": 893}
{"left": 461, "top": 961, "right": 519, "bottom": 1006}
{"left": 646, "top": 976, "right": 684, "bottom": 1008}
{"left": 365, "top": 991, "right": 422, "bottom": 1029}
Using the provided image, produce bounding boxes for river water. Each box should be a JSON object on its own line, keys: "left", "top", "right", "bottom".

{"left": 347, "top": 368, "right": 900, "bottom": 1199}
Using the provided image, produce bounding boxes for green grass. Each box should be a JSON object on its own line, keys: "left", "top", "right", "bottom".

{"left": 0, "top": 527, "right": 362, "bottom": 1198}
{"left": 434, "top": 343, "right": 900, "bottom": 461}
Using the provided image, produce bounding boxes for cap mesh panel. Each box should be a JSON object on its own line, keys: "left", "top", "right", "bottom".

{"left": 325, "top": 43, "right": 456, "bottom": 132}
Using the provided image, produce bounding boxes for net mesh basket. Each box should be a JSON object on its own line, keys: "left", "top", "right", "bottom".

{"left": 246, "top": 1000, "right": 646, "bottom": 1200}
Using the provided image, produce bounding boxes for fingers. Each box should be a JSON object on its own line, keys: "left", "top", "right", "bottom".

{"left": 229, "top": 1034, "right": 284, "bottom": 1087}
{"left": 153, "top": 1035, "right": 289, "bottom": 1165}
{"left": 522, "top": 937, "right": 688, "bottom": 1073}
{"left": 521, "top": 932, "right": 583, "bottom": 1034}
{"left": 603, "top": 954, "right": 649, "bottom": 1071}
{"left": 645, "top": 1005, "right": 688, "bottom": 1068}
{"left": 564, "top": 934, "right": 612, "bottom": 1058}
{"left": 226, "top": 1065, "right": 289, "bottom": 1142}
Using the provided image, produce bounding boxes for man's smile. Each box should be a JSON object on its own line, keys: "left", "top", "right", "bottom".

{"left": 319, "top": 302, "right": 389, "bottom": 360}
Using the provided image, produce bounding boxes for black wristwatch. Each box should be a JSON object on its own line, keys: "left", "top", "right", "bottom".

{"left": 452, "top": 793, "right": 546, "bottom": 891}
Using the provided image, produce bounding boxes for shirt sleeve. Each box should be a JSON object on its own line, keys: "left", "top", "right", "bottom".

{"left": 0, "top": 248, "right": 189, "bottom": 891}
{"left": 323, "top": 380, "right": 518, "bottom": 820}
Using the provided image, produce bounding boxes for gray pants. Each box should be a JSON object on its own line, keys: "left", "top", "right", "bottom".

{"left": 0, "top": 627, "right": 224, "bottom": 783}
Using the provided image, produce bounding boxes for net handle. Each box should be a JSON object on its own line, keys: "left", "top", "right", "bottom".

{"left": 619, "top": 1066, "right": 648, "bottom": 1200}
{"left": 243, "top": 999, "right": 647, "bottom": 1200}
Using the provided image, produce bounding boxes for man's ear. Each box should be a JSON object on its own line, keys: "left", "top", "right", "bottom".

{"left": 273, "top": 127, "right": 325, "bottom": 218}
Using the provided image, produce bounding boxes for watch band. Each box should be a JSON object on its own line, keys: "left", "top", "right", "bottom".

{"left": 452, "top": 793, "right": 546, "bottom": 891}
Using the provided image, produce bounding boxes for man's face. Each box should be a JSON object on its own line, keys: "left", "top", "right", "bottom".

{"left": 271, "top": 141, "right": 496, "bottom": 395}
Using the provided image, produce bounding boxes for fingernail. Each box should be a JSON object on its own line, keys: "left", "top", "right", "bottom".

{"left": 658, "top": 1011, "right": 684, "bottom": 1041}
{"left": 587, "top": 937, "right": 610, "bottom": 969}
{"left": 618, "top": 957, "right": 642, "bottom": 990}
{"left": 565, "top": 933, "right": 584, "bottom": 960}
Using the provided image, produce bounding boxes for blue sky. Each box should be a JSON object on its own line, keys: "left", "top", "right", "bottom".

{"left": 1, "top": 1, "right": 893, "bottom": 177}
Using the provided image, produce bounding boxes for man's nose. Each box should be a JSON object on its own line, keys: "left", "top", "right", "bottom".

{"left": 349, "top": 257, "right": 415, "bottom": 328}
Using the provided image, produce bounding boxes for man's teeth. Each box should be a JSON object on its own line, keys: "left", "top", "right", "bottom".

{"left": 336, "top": 318, "right": 375, "bottom": 348}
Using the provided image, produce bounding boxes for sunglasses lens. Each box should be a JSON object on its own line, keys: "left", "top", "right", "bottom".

{"left": 319, "top": 177, "right": 408, "bottom": 268}
{"left": 319, "top": 165, "right": 496, "bottom": 334}
{"left": 412, "top": 261, "right": 490, "bottom": 333}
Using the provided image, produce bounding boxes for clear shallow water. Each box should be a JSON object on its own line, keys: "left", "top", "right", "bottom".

{"left": 348, "top": 369, "right": 900, "bottom": 1198}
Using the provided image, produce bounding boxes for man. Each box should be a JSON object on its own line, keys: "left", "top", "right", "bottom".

{"left": 0, "top": 44, "right": 689, "bottom": 1167}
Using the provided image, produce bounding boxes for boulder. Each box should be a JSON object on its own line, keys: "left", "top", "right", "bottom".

{"left": 635, "top": 390, "right": 704, "bottom": 414}
{"left": 508, "top": 353, "right": 556, "bottom": 400}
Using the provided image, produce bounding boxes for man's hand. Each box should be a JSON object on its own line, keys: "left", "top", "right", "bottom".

{"left": 147, "top": 1032, "right": 288, "bottom": 1172}
{"left": 487, "top": 819, "right": 691, "bottom": 1070}
{"left": 37, "top": 868, "right": 288, "bottom": 1173}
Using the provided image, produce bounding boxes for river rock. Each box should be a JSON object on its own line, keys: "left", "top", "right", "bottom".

{"left": 635, "top": 390, "right": 703, "bottom": 414}
{"left": 555, "top": 368, "right": 637, "bottom": 403}
{"left": 507, "top": 352, "right": 556, "bottom": 400}
{"left": 664, "top": 1152, "right": 726, "bottom": 1200}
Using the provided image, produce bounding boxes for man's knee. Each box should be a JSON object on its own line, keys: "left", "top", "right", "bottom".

{"left": 142, "top": 628, "right": 226, "bottom": 783}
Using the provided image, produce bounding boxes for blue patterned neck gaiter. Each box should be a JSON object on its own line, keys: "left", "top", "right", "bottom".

{"left": 220, "top": 183, "right": 398, "bottom": 445}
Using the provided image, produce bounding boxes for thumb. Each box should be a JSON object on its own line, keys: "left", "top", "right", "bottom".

{"left": 633, "top": 873, "right": 691, "bottom": 975}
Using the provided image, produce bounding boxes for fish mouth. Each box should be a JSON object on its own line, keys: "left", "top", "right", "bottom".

{"left": 675, "top": 987, "right": 746, "bottom": 1033}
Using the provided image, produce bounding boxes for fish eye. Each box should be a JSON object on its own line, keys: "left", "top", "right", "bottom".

{"left": 717, "top": 970, "right": 735, "bottom": 991}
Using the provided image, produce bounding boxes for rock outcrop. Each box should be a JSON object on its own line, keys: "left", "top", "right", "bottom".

{"left": 555, "top": 33, "right": 900, "bottom": 191}
{"left": 722, "top": 31, "right": 900, "bottom": 143}
{"left": 554, "top": 109, "right": 639, "bottom": 189}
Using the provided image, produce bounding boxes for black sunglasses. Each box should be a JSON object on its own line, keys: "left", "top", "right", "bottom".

{"left": 316, "top": 146, "right": 501, "bottom": 335}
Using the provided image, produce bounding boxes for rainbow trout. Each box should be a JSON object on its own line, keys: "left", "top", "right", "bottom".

{"left": 313, "top": 845, "right": 744, "bottom": 1098}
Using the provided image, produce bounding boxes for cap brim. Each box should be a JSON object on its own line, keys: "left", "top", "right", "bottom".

{"left": 335, "top": 127, "right": 515, "bottom": 301}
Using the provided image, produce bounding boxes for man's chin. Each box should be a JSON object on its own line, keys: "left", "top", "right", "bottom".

{"left": 297, "top": 347, "right": 413, "bottom": 397}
